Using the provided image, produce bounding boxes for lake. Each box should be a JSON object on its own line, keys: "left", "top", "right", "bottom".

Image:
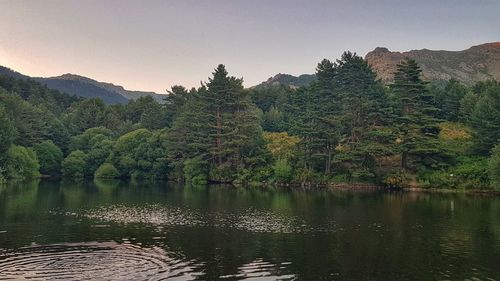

{"left": 0, "top": 180, "right": 499, "bottom": 280}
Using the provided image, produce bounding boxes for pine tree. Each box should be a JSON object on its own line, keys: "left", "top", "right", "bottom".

{"left": 167, "top": 65, "right": 263, "bottom": 182}
{"left": 331, "top": 52, "right": 392, "bottom": 179}
{"left": 389, "top": 58, "right": 445, "bottom": 171}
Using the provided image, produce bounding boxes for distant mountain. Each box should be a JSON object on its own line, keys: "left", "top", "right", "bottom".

{"left": 253, "top": 73, "right": 316, "bottom": 88}
{"left": 49, "top": 74, "right": 165, "bottom": 102}
{"left": 0, "top": 66, "right": 165, "bottom": 104}
{"left": 365, "top": 42, "right": 500, "bottom": 85}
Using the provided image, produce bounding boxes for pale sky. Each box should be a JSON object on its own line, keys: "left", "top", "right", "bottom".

{"left": 1, "top": 0, "right": 499, "bottom": 93}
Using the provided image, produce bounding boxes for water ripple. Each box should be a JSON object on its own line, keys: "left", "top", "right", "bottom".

{"left": 0, "top": 241, "right": 201, "bottom": 281}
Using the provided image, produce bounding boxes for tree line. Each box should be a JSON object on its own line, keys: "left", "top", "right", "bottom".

{"left": 1, "top": 53, "right": 499, "bottom": 189}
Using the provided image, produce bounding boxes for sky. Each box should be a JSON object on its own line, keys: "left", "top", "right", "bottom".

{"left": 1, "top": 0, "right": 499, "bottom": 93}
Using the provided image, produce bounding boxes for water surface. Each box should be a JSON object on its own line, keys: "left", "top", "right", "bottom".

{"left": 0, "top": 180, "right": 499, "bottom": 280}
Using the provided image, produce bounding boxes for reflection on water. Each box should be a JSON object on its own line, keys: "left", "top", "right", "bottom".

{"left": 1, "top": 180, "right": 500, "bottom": 280}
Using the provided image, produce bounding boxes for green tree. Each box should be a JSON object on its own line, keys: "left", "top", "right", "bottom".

{"left": 5, "top": 145, "right": 40, "bottom": 179}
{"left": 168, "top": 65, "right": 264, "bottom": 182}
{"left": 0, "top": 92, "right": 51, "bottom": 147}
{"left": 33, "top": 140, "right": 63, "bottom": 176}
{"left": 62, "top": 150, "right": 87, "bottom": 179}
{"left": 183, "top": 157, "right": 208, "bottom": 185}
{"left": 489, "top": 144, "right": 500, "bottom": 190}
{"left": 389, "top": 58, "right": 446, "bottom": 171}
{"left": 430, "top": 79, "right": 468, "bottom": 121}
{"left": 331, "top": 52, "right": 392, "bottom": 180}
{"left": 0, "top": 106, "right": 15, "bottom": 157}
{"left": 273, "top": 158, "right": 293, "bottom": 182}
{"left": 109, "top": 128, "right": 168, "bottom": 179}
{"left": 469, "top": 81, "right": 500, "bottom": 154}
{"left": 285, "top": 59, "right": 340, "bottom": 175}
{"left": 262, "top": 106, "right": 285, "bottom": 132}
{"left": 164, "top": 85, "right": 191, "bottom": 125}
{"left": 94, "top": 163, "right": 120, "bottom": 179}
{"left": 64, "top": 98, "right": 118, "bottom": 133}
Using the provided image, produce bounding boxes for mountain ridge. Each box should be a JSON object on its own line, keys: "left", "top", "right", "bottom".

{"left": 365, "top": 42, "right": 500, "bottom": 84}
{"left": 0, "top": 66, "right": 164, "bottom": 104}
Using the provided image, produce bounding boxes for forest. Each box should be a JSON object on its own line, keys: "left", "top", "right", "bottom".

{"left": 1, "top": 52, "right": 500, "bottom": 190}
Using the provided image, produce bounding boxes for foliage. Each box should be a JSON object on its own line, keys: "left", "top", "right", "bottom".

{"left": 94, "top": 163, "right": 120, "bottom": 179}
{"left": 183, "top": 157, "right": 208, "bottom": 185}
{"left": 1, "top": 56, "right": 499, "bottom": 190}
{"left": 110, "top": 129, "right": 168, "bottom": 179}
{"left": 33, "top": 140, "right": 63, "bottom": 176}
{"left": 272, "top": 158, "right": 293, "bottom": 182}
{"left": 168, "top": 65, "right": 264, "bottom": 182}
{"left": 62, "top": 150, "right": 87, "bottom": 179}
{"left": 389, "top": 58, "right": 449, "bottom": 171}
{"left": 469, "top": 81, "right": 500, "bottom": 154}
{"left": 263, "top": 132, "right": 300, "bottom": 160}
{"left": 5, "top": 145, "right": 40, "bottom": 179}
{"left": 0, "top": 105, "right": 15, "bottom": 156}
{"left": 64, "top": 98, "right": 118, "bottom": 133}
{"left": 489, "top": 144, "right": 500, "bottom": 190}
{"left": 430, "top": 79, "right": 468, "bottom": 121}
{"left": 419, "top": 156, "right": 489, "bottom": 189}
{"left": 438, "top": 122, "right": 472, "bottom": 154}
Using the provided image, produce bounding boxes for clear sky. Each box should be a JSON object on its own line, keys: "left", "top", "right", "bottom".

{"left": 1, "top": 0, "right": 499, "bottom": 93}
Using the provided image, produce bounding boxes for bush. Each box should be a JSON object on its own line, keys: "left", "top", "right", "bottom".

{"left": 489, "top": 144, "right": 500, "bottom": 190}
{"left": 384, "top": 170, "right": 411, "bottom": 188}
{"left": 183, "top": 157, "right": 208, "bottom": 185}
{"left": 33, "top": 140, "right": 63, "bottom": 176}
{"left": 5, "top": 145, "right": 40, "bottom": 180}
{"left": 418, "top": 156, "right": 490, "bottom": 189}
{"left": 0, "top": 167, "right": 6, "bottom": 184}
{"left": 62, "top": 150, "right": 87, "bottom": 179}
{"left": 273, "top": 158, "right": 293, "bottom": 182}
{"left": 418, "top": 171, "right": 454, "bottom": 189}
{"left": 94, "top": 163, "right": 120, "bottom": 179}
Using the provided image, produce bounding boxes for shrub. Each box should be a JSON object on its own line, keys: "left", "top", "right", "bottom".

{"left": 33, "top": 140, "right": 63, "bottom": 176}
{"left": 273, "top": 158, "right": 293, "bottom": 182}
{"left": 5, "top": 145, "right": 40, "bottom": 180}
{"left": 489, "top": 144, "right": 500, "bottom": 190}
{"left": 384, "top": 170, "right": 411, "bottom": 188}
{"left": 183, "top": 157, "right": 208, "bottom": 185}
{"left": 418, "top": 156, "right": 490, "bottom": 189}
{"left": 94, "top": 163, "right": 120, "bottom": 179}
{"left": 62, "top": 150, "right": 87, "bottom": 179}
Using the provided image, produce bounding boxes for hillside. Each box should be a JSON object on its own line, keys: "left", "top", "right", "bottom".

{"left": 49, "top": 74, "right": 165, "bottom": 102}
{"left": 0, "top": 66, "right": 164, "bottom": 104}
{"left": 365, "top": 42, "right": 500, "bottom": 84}
{"left": 253, "top": 73, "right": 316, "bottom": 88}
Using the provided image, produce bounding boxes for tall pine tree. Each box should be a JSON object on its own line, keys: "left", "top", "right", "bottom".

{"left": 389, "top": 58, "right": 445, "bottom": 171}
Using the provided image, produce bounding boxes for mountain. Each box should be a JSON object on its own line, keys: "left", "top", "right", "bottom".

{"left": 365, "top": 42, "right": 500, "bottom": 85}
{"left": 253, "top": 73, "right": 316, "bottom": 88}
{"left": 48, "top": 74, "right": 165, "bottom": 102}
{"left": 0, "top": 66, "right": 164, "bottom": 104}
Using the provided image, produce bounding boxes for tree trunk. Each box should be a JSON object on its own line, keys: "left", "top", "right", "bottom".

{"left": 401, "top": 151, "right": 408, "bottom": 170}
{"left": 216, "top": 107, "right": 222, "bottom": 165}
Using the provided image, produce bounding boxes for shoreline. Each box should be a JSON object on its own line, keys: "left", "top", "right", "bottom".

{"left": 4, "top": 178, "right": 500, "bottom": 196}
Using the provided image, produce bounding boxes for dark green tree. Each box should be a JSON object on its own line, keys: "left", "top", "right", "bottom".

{"left": 469, "top": 81, "right": 500, "bottom": 154}
{"left": 62, "top": 150, "right": 87, "bottom": 179}
{"left": 164, "top": 85, "right": 191, "bottom": 125}
{"left": 33, "top": 140, "right": 63, "bottom": 176}
{"left": 168, "top": 65, "right": 264, "bottom": 182}
{"left": 389, "top": 58, "right": 446, "bottom": 171}
{"left": 0, "top": 106, "right": 15, "bottom": 157}
{"left": 430, "top": 79, "right": 468, "bottom": 121}
{"left": 5, "top": 145, "right": 40, "bottom": 179}
{"left": 331, "top": 52, "right": 392, "bottom": 180}
{"left": 489, "top": 144, "right": 500, "bottom": 190}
